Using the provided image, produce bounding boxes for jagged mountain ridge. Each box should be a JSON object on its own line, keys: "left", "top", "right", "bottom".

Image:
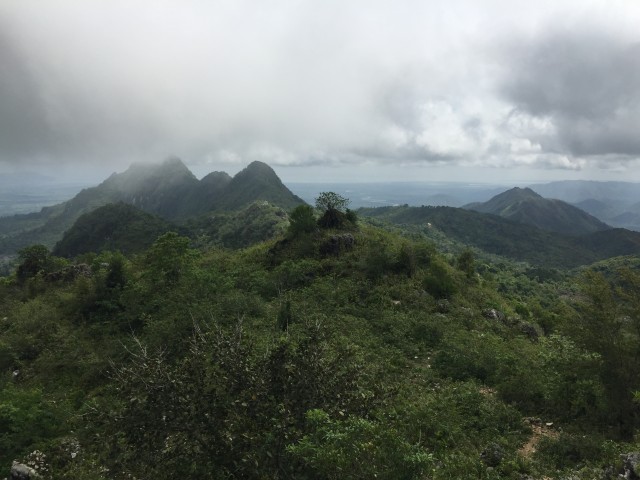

{"left": 0, "top": 158, "right": 305, "bottom": 254}
{"left": 464, "top": 187, "right": 610, "bottom": 236}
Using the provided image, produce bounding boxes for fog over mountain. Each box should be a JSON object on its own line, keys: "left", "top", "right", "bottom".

{"left": 1, "top": 0, "right": 639, "bottom": 184}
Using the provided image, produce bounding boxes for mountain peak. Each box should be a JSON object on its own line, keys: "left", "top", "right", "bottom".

{"left": 239, "top": 161, "right": 280, "bottom": 179}
{"left": 466, "top": 186, "right": 610, "bottom": 235}
{"left": 500, "top": 187, "right": 543, "bottom": 200}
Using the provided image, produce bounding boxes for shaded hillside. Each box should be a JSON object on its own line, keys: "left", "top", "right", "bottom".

{"left": 359, "top": 205, "right": 640, "bottom": 268}
{"left": 465, "top": 187, "right": 610, "bottom": 235}
{"left": 0, "top": 159, "right": 304, "bottom": 254}
{"left": 53, "top": 203, "right": 176, "bottom": 257}
{"left": 575, "top": 228, "right": 640, "bottom": 259}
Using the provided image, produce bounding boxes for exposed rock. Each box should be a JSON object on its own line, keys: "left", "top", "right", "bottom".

{"left": 519, "top": 322, "right": 540, "bottom": 342}
{"left": 319, "top": 233, "right": 355, "bottom": 256}
{"left": 436, "top": 299, "right": 450, "bottom": 313}
{"left": 45, "top": 264, "right": 92, "bottom": 282}
{"left": 482, "top": 308, "right": 506, "bottom": 322}
{"left": 480, "top": 443, "right": 504, "bottom": 467}
{"left": 621, "top": 452, "right": 640, "bottom": 479}
{"left": 10, "top": 462, "right": 39, "bottom": 480}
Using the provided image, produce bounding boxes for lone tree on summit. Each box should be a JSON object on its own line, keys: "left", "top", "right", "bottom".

{"left": 315, "top": 192, "right": 349, "bottom": 214}
{"left": 316, "top": 192, "right": 352, "bottom": 229}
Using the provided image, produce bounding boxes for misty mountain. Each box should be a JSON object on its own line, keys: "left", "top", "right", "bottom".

{"left": 528, "top": 181, "right": 640, "bottom": 231}
{"left": 0, "top": 158, "right": 304, "bottom": 254}
{"left": 464, "top": 187, "right": 610, "bottom": 235}
{"left": 530, "top": 181, "right": 640, "bottom": 204}
{"left": 359, "top": 205, "right": 640, "bottom": 268}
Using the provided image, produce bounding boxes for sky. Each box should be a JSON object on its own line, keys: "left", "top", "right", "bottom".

{"left": 1, "top": 0, "right": 639, "bottom": 184}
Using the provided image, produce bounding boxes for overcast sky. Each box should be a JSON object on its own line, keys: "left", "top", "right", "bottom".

{"left": 1, "top": 0, "right": 639, "bottom": 183}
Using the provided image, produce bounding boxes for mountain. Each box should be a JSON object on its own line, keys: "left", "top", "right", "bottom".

{"left": 99, "top": 156, "right": 200, "bottom": 219}
{"left": 573, "top": 198, "right": 619, "bottom": 220}
{"left": 216, "top": 161, "right": 305, "bottom": 211}
{"left": 530, "top": 180, "right": 640, "bottom": 204}
{"left": 53, "top": 203, "right": 176, "bottom": 257}
{"left": 359, "top": 205, "right": 640, "bottom": 268}
{"left": 0, "top": 158, "right": 304, "bottom": 254}
{"left": 465, "top": 187, "right": 610, "bottom": 235}
{"left": 527, "top": 181, "right": 640, "bottom": 231}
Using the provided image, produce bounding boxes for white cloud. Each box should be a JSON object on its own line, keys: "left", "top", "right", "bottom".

{"left": 0, "top": 0, "right": 639, "bottom": 180}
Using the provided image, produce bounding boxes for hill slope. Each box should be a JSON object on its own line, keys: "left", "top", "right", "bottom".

{"left": 465, "top": 187, "right": 610, "bottom": 235}
{"left": 359, "top": 205, "right": 640, "bottom": 268}
{"left": 53, "top": 203, "right": 176, "bottom": 257}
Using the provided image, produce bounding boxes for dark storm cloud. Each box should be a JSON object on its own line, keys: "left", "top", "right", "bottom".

{"left": 502, "top": 31, "right": 640, "bottom": 157}
{"left": 0, "top": 29, "right": 52, "bottom": 160}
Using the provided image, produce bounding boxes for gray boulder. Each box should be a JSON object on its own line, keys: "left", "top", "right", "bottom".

{"left": 621, "top": 452, "right": 640, "bottom": 479}
{"left": 10, "top": 462, "right": 38, "bottom": 480}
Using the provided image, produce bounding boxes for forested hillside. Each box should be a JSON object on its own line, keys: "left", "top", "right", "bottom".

{"left": 465, "top": 187, "right": 610, "bottom": 235}
{"left": 2, "top": 194, "right": 640, "bottom": 479}
{"left": 360, "top": 205, "right": 640, "bottom": 268}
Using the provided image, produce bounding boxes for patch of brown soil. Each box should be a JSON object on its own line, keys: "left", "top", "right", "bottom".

{"left": 518, "top": 418, "right": 559, "bottom": 458}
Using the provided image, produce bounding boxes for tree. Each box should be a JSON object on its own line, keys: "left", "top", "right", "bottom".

{"left": 288, "top": 204, "right": 316, "bottom": 237}
{"left": 144, "top": 232, "right": 196, "bottom": 287}
{"left": 315, "top": 192, "right": 350, "bottom": 229}
{"left": 315, "top": 192, "right": 349, "bottom": 213}
{"left": 16, "top": 245, "right": 51, "bottom": 283}
{"left": 457, "top": 248, "right": 475, "bottom": 279}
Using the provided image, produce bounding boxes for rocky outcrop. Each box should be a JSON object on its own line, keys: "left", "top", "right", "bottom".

{"left": 9, "top": 462, "right": 38, "bottom": 480}
{"left": 319, "top": 233, "right": 355, "bottom": 256}
{"left": 482, "top": 308, "right": 506, "bottom": 323}
{"left": 621, "top": 452, "right": 640, "bottom": 479}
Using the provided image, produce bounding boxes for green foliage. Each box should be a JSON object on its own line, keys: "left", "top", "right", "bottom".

{"left": 4, "top": 203, "right": 640, "bottom": 478}
{"left": 457, "top": 248, "right": 475, "bottom": 278}
{"left": 288, "top": 409, "right": 432, "bottom": 479}
{"left": 288, "top": 204, "right": 317, "bottom": 237}
{"left": 16, "top": 245, "right": 52, "bottom": 283}
{"left": 570, "top": 268, "right": 640, "bottom": 438}
{"left": 359, "top": 205, "right": 640, "bottom": 268}
{"left": 143, "top": 232, "right": 197, "bottom": 287}
{"left": 188, "top": 201, "right": 289, "bottom": 249}
{"left": 422, "top": 257, "right": 458, "bottom": 299}
{"left": 53, "top": 202, "right": 174, "bottom": 257}
{"left": 0, "top": 385, "right": 67, "bottom": 468}
{"left": 316, "top": 192, "right": 354, "bottom": 229}
{"left": 315, "top": 191, "right": 349, "bottom": 213}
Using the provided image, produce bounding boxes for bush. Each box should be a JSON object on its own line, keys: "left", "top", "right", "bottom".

{"left": 422, "top": 258, "right": 457, "bottom": 299}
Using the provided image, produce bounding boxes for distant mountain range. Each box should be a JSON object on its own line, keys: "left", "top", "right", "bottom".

{"left": 464, "top": 187, "right": 610, "bottom": 236}
{"left": 359, "top": 205, "right": 640, "bottom": 268}
{"left": 528, "top": 180, "right": 640, "bottom": 231}
{"left": 0, "top": 158, "right": 304, "bottom": 254}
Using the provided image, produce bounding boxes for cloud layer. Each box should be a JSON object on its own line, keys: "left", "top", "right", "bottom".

{"left": 1, "top": 0, "right": 639, "bottom": 179}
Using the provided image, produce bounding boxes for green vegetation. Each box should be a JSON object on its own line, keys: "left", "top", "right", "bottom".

{"left": 2, "top": 192, "right": 640, "bottom": 479}
{"left": 53, "top": 203, "right": 175, "bottom": 257}
{"left": 360, "top": 205, "right": 640, "bottom": 268}
{"left": 466, "top": 187, "right": 610, "bottom": 235}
